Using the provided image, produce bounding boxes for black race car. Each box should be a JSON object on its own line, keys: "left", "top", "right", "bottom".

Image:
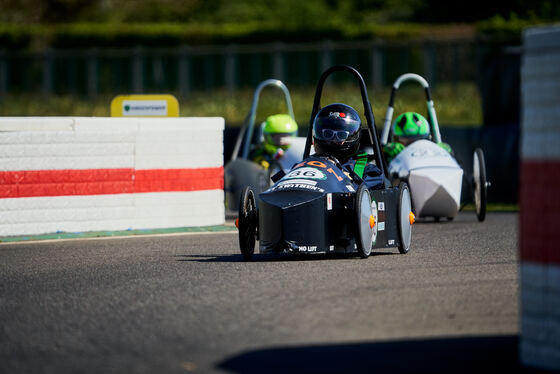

{"left": 237, "top": 65, "right": 414, "bottom": 260}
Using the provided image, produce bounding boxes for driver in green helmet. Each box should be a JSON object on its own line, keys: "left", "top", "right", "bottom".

{"left": 251, "top": 114, "right": 298, "bottom": 168}
{"left": 383, "top": 112, "right": 452, "bottom": 163}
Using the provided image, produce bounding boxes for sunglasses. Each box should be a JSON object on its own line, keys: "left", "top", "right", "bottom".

{"left": 322, "top": 129, "right": 349, "bottom": 141}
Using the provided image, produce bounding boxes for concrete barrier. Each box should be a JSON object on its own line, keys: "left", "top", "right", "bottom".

{"left": 0, "top": 117, "right": 224, "bottom": 237}
{"left": 519, "top": 25, "right": 560, "bottom": 370}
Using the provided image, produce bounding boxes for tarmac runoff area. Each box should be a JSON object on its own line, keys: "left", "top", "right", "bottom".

{"left": 0, "top": 212, "right": 527, "bottom": 373}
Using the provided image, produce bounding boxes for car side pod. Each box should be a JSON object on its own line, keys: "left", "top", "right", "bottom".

{"left": 357, "top": 182, "right": 413, "bottom": 257}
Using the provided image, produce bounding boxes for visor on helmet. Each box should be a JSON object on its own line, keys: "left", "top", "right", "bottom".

{"left": 267, "top": 132, "right": 295, "bottom": 148}
{"left": 313, "top": 117, "right": 360, "bottom": 142}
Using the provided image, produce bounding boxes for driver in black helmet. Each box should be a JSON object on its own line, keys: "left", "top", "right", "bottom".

{"left": 312, "top": 103, "right": 383, "bottom": 189}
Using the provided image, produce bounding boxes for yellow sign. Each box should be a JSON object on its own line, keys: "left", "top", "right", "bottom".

{"left": 110, "top": 94, "right": 179, "bottom": 117}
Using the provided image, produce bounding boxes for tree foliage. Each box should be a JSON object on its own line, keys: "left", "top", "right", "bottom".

{"left": 0, "top": 0, "right": 557, "bottom": 24}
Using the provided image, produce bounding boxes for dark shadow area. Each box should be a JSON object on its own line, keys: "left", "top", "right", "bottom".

{"left": 442, "top": 125, "right": 519, "bottom": 204}
{"left": 413, "top": 217, "right": 455, "bottom": 224}
{"left": 174, "top": 251, "right": 396, "bottom": 263}
{"left": 218, "top": 335, "right": 542, "bottom": 374}
{"left": 412, "top": 211, "right": 518, "bottom": 226}
{"left": 174, "top": 254, "right": 245, "bottom": 262}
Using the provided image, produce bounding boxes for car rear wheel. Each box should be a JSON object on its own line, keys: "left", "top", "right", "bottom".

{"left": 355, "top": 184, "right": 374, "bottom": 258}
{"left": 238, "top": 187, "right": 258, "bottom": 261}
{"left": 398, "top": 182, "right": 413, "bottom": 254}
{"left": 473, "top": 148, "right": 487, "bottom": 222}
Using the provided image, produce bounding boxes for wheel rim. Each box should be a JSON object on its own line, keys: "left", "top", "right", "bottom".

{"left": 356, "top": 186, "right": 373, "bottom": 257}
{"left": 399, "top": 187, "right": 412, "bottom": 250}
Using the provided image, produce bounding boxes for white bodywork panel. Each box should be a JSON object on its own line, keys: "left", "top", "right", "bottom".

{"left": 388, "top": 139, "right": 463, "bottom": 218}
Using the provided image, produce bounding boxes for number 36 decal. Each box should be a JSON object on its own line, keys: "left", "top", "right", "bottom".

{"left": 292, "top": 160, "right": 344, "bottom": 181}
{"left": 285, "top": 167, "right": 326, "bottom": 180}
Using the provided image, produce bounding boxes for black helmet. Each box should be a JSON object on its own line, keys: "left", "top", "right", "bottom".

{"left": 312, "top": 103, "right": 362, "bottom": 161}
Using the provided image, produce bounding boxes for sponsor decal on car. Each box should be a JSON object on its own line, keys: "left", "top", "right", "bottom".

{"left": 277, "top": 179, "right": 317, "bottom": 186}
{"left": 410, "top": 148, "right": 448, "bottom": 158}
{"left": 270, "top": 183, "right": 325, "bottom": 193}
{"left": 298, "top": 245, "right": 317, "bottom": 252}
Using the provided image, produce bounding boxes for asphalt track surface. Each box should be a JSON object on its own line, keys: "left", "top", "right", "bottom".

{"left": 1, "top": 212, "right": 534, "bottom": 373}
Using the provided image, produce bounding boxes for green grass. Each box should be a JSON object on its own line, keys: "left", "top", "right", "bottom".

{"left": 0, "top": 81, "right": 482, "bottom": 127}
{"left": 462, "top": 203, "right": 519, "bottom": 212}
{"left": 0, "top": 224, "right": 236, "bottom": 243}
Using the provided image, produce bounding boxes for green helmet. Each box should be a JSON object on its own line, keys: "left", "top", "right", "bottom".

{"left": 262, "top": 114, "right": 298, "bottom": 155}
{"left": 392, "top": 112, "right": 430, "bottom": 146}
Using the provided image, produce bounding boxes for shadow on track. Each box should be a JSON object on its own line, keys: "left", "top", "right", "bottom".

{"left": 174, "top": 251, "right": 396, "bottom": 263}
{"left": 413, "top": 217, "right": 455, "bottom": 224}
{"left": 218, "top": 335, "right": 539, "bottom": 374}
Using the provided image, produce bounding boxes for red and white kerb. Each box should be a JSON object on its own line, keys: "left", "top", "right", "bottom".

{"left": 0, "top": 117, "right": 225, "bottom": 236}
{"left": 519, "top": 26, "right": 560, "bottom": 371}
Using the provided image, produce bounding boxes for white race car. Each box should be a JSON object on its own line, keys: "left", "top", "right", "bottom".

{"left": 380, "top": 73, "right": 488, "bottom": 221}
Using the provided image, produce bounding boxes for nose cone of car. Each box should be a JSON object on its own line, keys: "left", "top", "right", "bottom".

{"left": 258, "top": 190, "right": 327, "bottom": 253}
{"left": 408, "top": 167, "right": 463, "bottom": 218}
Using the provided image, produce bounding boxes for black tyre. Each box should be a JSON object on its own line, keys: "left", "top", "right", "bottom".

{"left": 397, "top": 182, "right": 413, "bottom": 254}
{"left": 238, "top": 187, "right": 258, "bottom": 260}
{"left": 355, "top": 184, "right": 373, "bottom": 258}
{"left": 472, "top": 148, "right": 487, "bottom": 222}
